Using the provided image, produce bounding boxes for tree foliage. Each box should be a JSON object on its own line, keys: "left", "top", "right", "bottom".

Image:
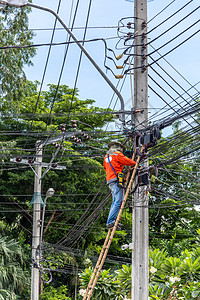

{"left": 79, "top": 246, "right": 200, "bottom": 300}
{"left": 0, "top": 231, "right": 30, "bottom": 299}
{"left": 0, "top": 6, "right": 35, "bottom": 101}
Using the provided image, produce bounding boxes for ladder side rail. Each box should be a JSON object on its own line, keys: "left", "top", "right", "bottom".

{"left": 83, "top": 229, "right": 111, "bottom": 300}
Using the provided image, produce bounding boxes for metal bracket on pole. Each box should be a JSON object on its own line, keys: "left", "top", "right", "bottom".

{"left": 29, "top": 192, "right": 44, "bottom": 206}
{"left": 121, "top": 243, "right": 134, "bottom": 250}
{"left": 29, "top": 163, "right": 41, "bottom": 179}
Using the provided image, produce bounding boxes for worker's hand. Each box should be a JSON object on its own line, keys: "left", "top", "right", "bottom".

{"left": 129, "top": 166, "right": 135, "bottom": 170}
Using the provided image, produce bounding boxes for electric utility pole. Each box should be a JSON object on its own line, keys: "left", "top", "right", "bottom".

{"left": 132, "top": 0, "right": 148, "bottom": 299}
{"left": 11, "top": 135, "right": 68, "bottom": 300}
{"left": 31, "top": 142, "right": 42, "bottom": 300}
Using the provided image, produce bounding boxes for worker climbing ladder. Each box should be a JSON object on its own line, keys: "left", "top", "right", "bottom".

{"left": 83, "top": 145, "right": 144, "bottom": 300}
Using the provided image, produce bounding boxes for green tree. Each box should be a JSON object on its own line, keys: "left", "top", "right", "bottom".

{"left": 40, "top": 286, "right": 71, "bottom": 300}
{"left": 0, "top": 234, "right": 30, "bottom": 299}
{"left": 149, "top": 247, "right": 200, "bottom": 300}
{"left": 115, "top": 264, "right": 131, "bottom": 298}
{"left": 0, "top": 6, "right": 35, "bottom": 101}
{"left": 0, "top": 83, "right": 114, "bottom": 297}
{"left": 79, "top": 268, "right": 125, "bottom": 300}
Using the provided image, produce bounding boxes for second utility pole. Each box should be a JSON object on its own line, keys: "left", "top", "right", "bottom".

{"left": 132, "top": 0, "right": 148, "bottom": 299}
{"left": 31, "top": 141, "right": 42, "bottom": 300}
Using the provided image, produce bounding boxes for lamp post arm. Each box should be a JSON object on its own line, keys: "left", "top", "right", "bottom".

{"left": 27, "top": 2, "right": 125, "bottom": 124}
{"left": 0, "top": 0, "right": 125, "bottom": 123}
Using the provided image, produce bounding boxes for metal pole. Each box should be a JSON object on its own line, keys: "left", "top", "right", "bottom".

{"left": 31, "top": 141, "right": 42, "bottom": 300}
{"left": 132, "top": 0, "right": 148, "bottom": 299}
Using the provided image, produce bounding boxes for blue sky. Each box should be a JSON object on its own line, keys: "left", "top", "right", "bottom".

{"left": 25, "top": 0, "right": 200, "bottom": 133}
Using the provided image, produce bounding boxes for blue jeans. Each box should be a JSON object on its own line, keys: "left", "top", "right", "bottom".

{"left": 107, "top": 181, "right": 123, "bottom": 226}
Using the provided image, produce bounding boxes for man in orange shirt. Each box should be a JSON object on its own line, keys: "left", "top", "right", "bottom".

{"left": 103, "top": 141, "right": 136, "bottom": 229}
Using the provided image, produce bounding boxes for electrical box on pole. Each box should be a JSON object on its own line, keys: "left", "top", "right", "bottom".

{"left": 132, "top": 0, "right": 149, "bottom": 300}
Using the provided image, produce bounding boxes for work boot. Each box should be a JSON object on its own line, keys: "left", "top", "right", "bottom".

{"left": 107, "top": 222, "right": 121, "bottom": 231}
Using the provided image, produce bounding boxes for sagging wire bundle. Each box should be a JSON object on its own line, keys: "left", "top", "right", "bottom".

{"left": 55, "top": 180, "right": 111, "bottom": 249}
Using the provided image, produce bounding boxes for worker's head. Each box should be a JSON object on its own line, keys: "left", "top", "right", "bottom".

{"left": 107, "top": 141, "right": 125, "bottom": 154}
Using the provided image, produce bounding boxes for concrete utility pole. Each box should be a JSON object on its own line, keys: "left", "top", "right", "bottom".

{"left": 31, "top": 142, "right": 42, "bottom": 300}
{"left": 132, "top": 0, "right": 148, "bottom": 299}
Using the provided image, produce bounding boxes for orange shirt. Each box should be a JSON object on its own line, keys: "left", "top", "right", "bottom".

{"left": 103, "top": 151, "right": 136, "bottom": 184}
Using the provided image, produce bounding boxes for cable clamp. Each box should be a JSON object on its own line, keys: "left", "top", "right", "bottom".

{"left": 141, "top": 21, "right": 147, "bottom": 29}
{"left": 142, "top": 66, "right": 147, "bottom": 73}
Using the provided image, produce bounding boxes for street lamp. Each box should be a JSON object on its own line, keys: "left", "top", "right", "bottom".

{"left": 40, "top": 188, "right": 55, "bottom": 249}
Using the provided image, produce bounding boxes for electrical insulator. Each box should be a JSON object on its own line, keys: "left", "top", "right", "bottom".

{"left": 55, "top": 143, "right": 60, "bottom": 148}
{"left": 56, "top": 144, "right": 62, "bottom": 149}
{"left": 71, "top": 135, "right": 75, "bottom": 140}
{"left": 28, "top": 159, "right": 34, "bottom": 165}
{"left": 74, "top": 137, "right": 78, "bottom": 142}
{"left": 72, "top": 120, "right": 77, "bottom": 129}
{"left": 82, "top": 133, "right": 87, "bottom": 138}
{"left": 116, "top": 53, "right": 123, "bottom": 60}
{"left": 16, "top": 157, "right": 22, "bottom": 162}
{"left": 52, "top": 142, "right": 57, "bottom": 146}
{"left": 135, "top": 110, "right": 141, "bottom": 114}
{"left": 86, "top": 135, "right": 91, "bottom": 140}
{"left": 77, "top": 139, "right": 81, "bottom": 143}
{"left": 51, "top": 163, "right": 57, "bottom": 168}
{"left": 141, "top": 21, "right": 147, "bottom": 29}
{"left": 142, "top": 55, "right": 147, "bottom": 61}
{"left": 125, "top": 32, "right": 133, "bottom": 41}
{"left": 115, "top": 75, "right": 123, "bottom": 79}
{"left": 141, "top": 32, "right": 146, "bottom": 39}
{"left": 61, "top": 124, "right": 66, "bottom": 132}
{"left": 142, "top": 66, "right": 147, "bottom": 73}
{"left": 114, "top": 114, "right": 119, "bottom": 119}
{"left": 127, "top": 22, "right": 132, "bottom": 29}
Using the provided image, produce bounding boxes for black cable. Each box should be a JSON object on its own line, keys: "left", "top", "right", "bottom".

{"left": 65, "top": 0, "right": 93, "bottom": 124}
{"left": 148, "top": 27, "right": 200, "bottom": 67}
{"left": 147, "top": 0, "right": 176, "bottom": 24}
{"left": 148, "top": 18, "right": 200, "bottom": 54}
{"left": 148, "top": 0, "right": 193, "bottom": 30}
{"left": 149, "top": 44, "right": 200, "bottom": 95}
{"left": 44, "top": 0, "right": 81, "bottom": 131}
{"left": 149, "top": 64, "right": 198, "bottom": 118}
{"left": 0, "top": 36, "right": 120, "bottom": 50}
{"left": 148, "top": 77, "right": 198, "bottom": 130}
{"left": 29, "top": 0, "right": 63, "bottom": 132}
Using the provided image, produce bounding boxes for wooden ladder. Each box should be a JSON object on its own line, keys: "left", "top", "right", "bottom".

{"left": 83, "top": 146, "right": 144, "bottom": 300}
